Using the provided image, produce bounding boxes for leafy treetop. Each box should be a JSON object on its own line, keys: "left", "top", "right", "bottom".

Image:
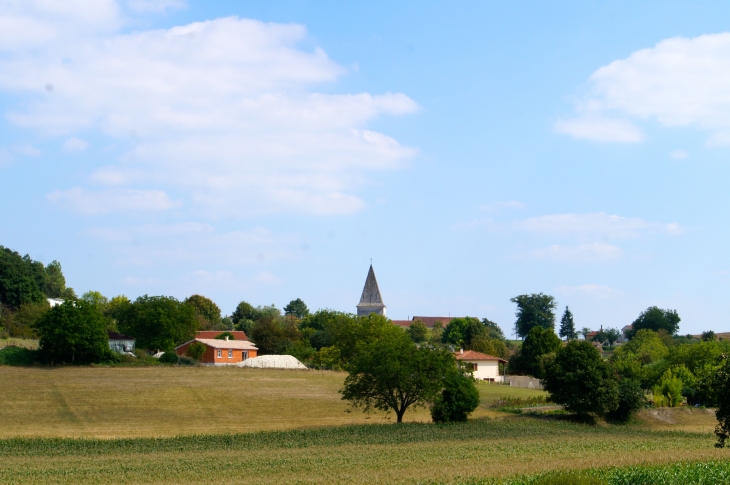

{"left": 628, "top": 306, "right": 680, "bottom": 338}
{"left": 510, "top": 293, "right": 557, "bottom": 339}
{"left": 558, "top": 306, "right": 576, "bottom": 340}
{"left": 284, "top": 298, "right": 310, "bottom": 319}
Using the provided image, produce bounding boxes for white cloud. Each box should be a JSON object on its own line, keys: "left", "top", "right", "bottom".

{"left": 47, "top": 188, "right": 180, "bottom": 214}
{"left": 558, "top": 33, "right": 730, "bottom": 144}
{"left": 555, "top": 284, "right": 623, "bottom": 298}
{"left": 12, "top": 143, "right": 41, "bottom": 156}
{"left": 526, "top": 242, "right": 623, "bottom": 262}
{"left": 670, "top": 149, "right": 690, "bottom": 159}
{"left": 515, "top": 212, "right": 680, "bottom": 239}
{"left": 63, "top": 137, "right": 89, "bottom": 153}
{"left": 127, "top": 0, "right": 186, "bottom": 13}
{"left": 554, "top": 117, "right": 643, "bottom": 143}
{"left": 0, "top": 8, "right": 419, "bottom": 216}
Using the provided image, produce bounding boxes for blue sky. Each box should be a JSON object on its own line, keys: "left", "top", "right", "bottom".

{"left": 1, "top": 0, "right": 730, "bottom": 337}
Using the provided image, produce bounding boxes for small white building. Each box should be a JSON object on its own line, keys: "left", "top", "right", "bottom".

{"left": 455, "top": 349, "right": 507, "bottom": 383}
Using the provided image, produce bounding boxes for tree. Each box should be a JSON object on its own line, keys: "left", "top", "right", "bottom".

{"left": 558, "top": 306, "right": 576, "bottom": 340}
{"left": 117, "top": 295, "right": 198, "bottom": 351}
{"left": 43, "top": 260, "right": 68, "bottom": 298}
{"left": 81, "top": 291, "right": 109, "bottom": 311}
{"left": 431, "top": 367, "right": 480, "bottom": 423}
{"left": 702, "top": 331, "right": 717, "bottom": 342}
{"left": 655, "top": 369, "right": 683, "bottom": 407}
{"left": 511, "top": 326, "right": 561, "bottom": 378}
{"left": 249, "top": 313, "right": 300, "bottom": 355}
{"left": 33, "top": 300, "right": 113, "bottom": 364}
{"left": 511, "top": 293, "right": 557, "bottom": 339}
{"left": 714, "top": 355, "right": 730, "bottom": 447}
{"left": 184, "top": 294, "right": 221, "bottom": 329}
{"left": 481, "top": 318, "right": 506, "bottom": 341}
{"left": 0, "top": 246, "right": 45, "bottom": 309}
{"left": 186, "top": 341, "right": 206, "bottom": 361}
{"left": 284, "top": 298, "right": 310, "bottom": 319}
{"left": 442, "top": 317, "right": 479, "bottom": 347}
{"left": 231, "top": 300, "right": 256, "bottom": 329}
{"left": 604, "top": 328, "right": 621, "bottom": 346}
{"left": 215, "top": 331, "right": 235, "bottom": 340}
{"left": 7, "top": 301, "right": 50, "bottom": 338}
{"left": 341, "top": 333, "right": 454, "bottom": 423}
{"left": 543, "top": 340, "right": 619, "bottom": 417}
{"left": 407, "top": 320, "right": 429, "bottom": 343}
{"left": 628, "top": 306, "right": 680, "bottom": 338}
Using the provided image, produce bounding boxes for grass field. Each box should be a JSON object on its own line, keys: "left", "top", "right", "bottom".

{"left": 0, "top": 366, "right": 544, "bottom": 438}
{"left": 0, "top": 365, "right": 724, "bottom": 484}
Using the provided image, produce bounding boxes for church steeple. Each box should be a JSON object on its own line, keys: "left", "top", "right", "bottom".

{"left": 356, "top": 264, "right": 386, "bottom": 316}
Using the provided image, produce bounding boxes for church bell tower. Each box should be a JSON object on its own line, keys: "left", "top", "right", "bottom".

{"left": 356, "top": 264, "right": 386, "bottom": 317}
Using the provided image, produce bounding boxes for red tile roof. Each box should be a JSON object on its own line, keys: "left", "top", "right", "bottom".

{"left": 454, "top": 350, "right": 507, "bottom": 363}
{"left": 196, "top": 330, "right": 248, "bottom": 341}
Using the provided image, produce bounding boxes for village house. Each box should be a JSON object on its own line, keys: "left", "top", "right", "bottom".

{"left": 175, "top": 337, "right": 258, "bottom": 366}
{"left": 107, "top": 331, "right": 135, "bottom": 354}
{"left": 454, "top": 349, "right": 507, "bottom": 382}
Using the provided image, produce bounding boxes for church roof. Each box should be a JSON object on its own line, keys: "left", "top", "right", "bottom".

{"left": 357, "top": 265, "right": 385, "bottom": 308}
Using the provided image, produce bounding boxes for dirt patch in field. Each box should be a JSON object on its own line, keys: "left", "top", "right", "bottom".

{"left": 637, "top": 407, "right": 716, "bottom": 432}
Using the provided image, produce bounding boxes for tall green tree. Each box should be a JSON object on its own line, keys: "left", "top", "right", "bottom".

{"left": 543, "top": 340, "right": 619, "bottom": 417}
{"left": 442, "top": 317, "right": 482, "bottom": 347}
{"left": 511, "top": 326, "right": 562, "bottom": 378}
{"left": 628, "top": 306, "right": 680, "bottom": 338}
{"left": 231, "top": 300, "right": 256, "bottom": 325}
{"left": 33, "top": 300, "right": 112, "bottom": 364}
{"left": 184, "top": 294, "right": 221, "bottom": 329}
{"left": 511, "top": 293, "right": 557, "bottom": 339}
{"left": 284, "top": 298, "right": 310, "bottom": 319}
{"left": 341, "top": 333, "right": 455, "bottom": 423}
{"left": 117, "top": 295, "right": 198, "bottom": 351}
{"left": 558, "top": 306, "right": 576, "bottom": 340}
{"left": 0, "top": 246, "right": 45, "bottom": 309}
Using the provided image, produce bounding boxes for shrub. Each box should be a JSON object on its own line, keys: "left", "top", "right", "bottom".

{"left": 431, "top": 369, "right": 480, "bottom": 423}
{"left": 214, "top": 331, "right": 235, "bottom": 340}
{"left": 178, "top": 355, "right": 196, "bottom": 366}
{"left": 656, "top": 370, "right": 683, "bottom": 407}
{"left": 185, "top": 341, "right": 206, "bottom": 361}
{"left": 607, "top": 379, "right": 645, "bottom": 422}
{"left": 0, "top": 345, "right": 38, "bottom": 366}
{"left": 158, "top": 352, "right": 179, "bottom": 364}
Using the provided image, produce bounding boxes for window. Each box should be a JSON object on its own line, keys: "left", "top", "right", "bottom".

{"left": 217, "top": 349, "right": 222, "bottom": 358}
{"left": 242, "top": 351, "right": 248, "bottom": 360}
{"left": 228, "top": 350, "right": 233, "bottom": 359}
{"left": 474, "top": 363, "right": 478, "bottom": 371}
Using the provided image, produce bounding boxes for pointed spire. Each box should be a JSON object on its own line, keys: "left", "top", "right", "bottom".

{"left": 356, "top": 264, "right": 386, "bottom": 316}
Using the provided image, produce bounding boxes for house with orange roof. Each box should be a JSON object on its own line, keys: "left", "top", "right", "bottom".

{"left": 455, "top": 349, "right": 507, "bottom": 382}
{"left": 176, "top": 337, "right": 258, "bottom": 366}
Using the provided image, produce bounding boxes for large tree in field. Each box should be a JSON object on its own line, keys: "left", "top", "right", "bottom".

{"left": 628, "top": 306, "right": 680, "bottom": 338}
{"left": 558, "top": 306, "right": 576, "bottom": 340}
{"left": 543, "top": 340, "right": 619, "bottom": 417}
{"left": 341, "top": 333, "right": 455, "bottom": 423}
{"left": 118, "top": 295, "right": 198, "bottom": 351}
{"left": 509, "top": 326, "right": 562, "bottom": 378}
{"left": 33, "top": 300, "right": 112, "bottom": 364}
{"left": 511, "top": 293, "right": 557, "bottom": 339}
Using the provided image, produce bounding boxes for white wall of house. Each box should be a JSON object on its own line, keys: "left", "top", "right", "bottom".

{"left": 464, "top": 359, "right": 503, "bottom": 382}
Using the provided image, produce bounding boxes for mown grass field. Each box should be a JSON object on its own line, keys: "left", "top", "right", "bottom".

{"left": 0, "top": 365, "right": 724, "bottom": 484}
{"left": 0, "top": 365, "right": 544, "bottom": 438}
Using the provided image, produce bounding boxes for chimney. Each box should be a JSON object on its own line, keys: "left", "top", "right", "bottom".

{"left": 460, "top": 348, "right": 464, "bottom": 354}
{"left": 225, "top": 336, "right": 229, "bottom": 341}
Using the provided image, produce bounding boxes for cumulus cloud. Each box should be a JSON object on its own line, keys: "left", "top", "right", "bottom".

{"left": 515, "top": 212, "right": 681, "bottom": 239}
{"left": 47, "top": 188, "right": 180, "bottom": 214}
{"left": 557, "top": 33, "right": 730, "bottom": 144}
{"left": 555, "top": 284, "right": 623, "bottom": 298}
{"left": 126, "top": 0, "right": 186, "bottom": 13}
{"left": 525, "top": 242, "right": 623, "bottom": 262}
{"left": 0, "top": 5, "right": 419, "bottom": 216}
{"left": 63, "top": 137, "right": 89, "bottom": 153}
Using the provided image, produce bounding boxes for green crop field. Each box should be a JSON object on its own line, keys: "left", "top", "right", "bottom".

{"left": 0, "top": 365, "right": 725, "bottom": 484}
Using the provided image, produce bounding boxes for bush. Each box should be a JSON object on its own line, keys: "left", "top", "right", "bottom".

{"left": 431, "top": 369, "right": 480, "bottom": 423}
{"left": 178, "top": 355, "right": 196, "bottom": 366}
{"left": 607, "top": 379, "right": 645, "bottom": 422}
{"left": 185, "top": 341, "right": 206, "bottom": 361}
{"left": 0, "top": 345, "right": 38, "bottom": 366}
{"left": 158, "top": 352, "right": 179, "bottom": 364}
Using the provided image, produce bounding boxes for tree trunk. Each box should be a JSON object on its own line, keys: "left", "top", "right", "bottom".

{"left": 396, "top": 408, "right": 405, "bottom": 423}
